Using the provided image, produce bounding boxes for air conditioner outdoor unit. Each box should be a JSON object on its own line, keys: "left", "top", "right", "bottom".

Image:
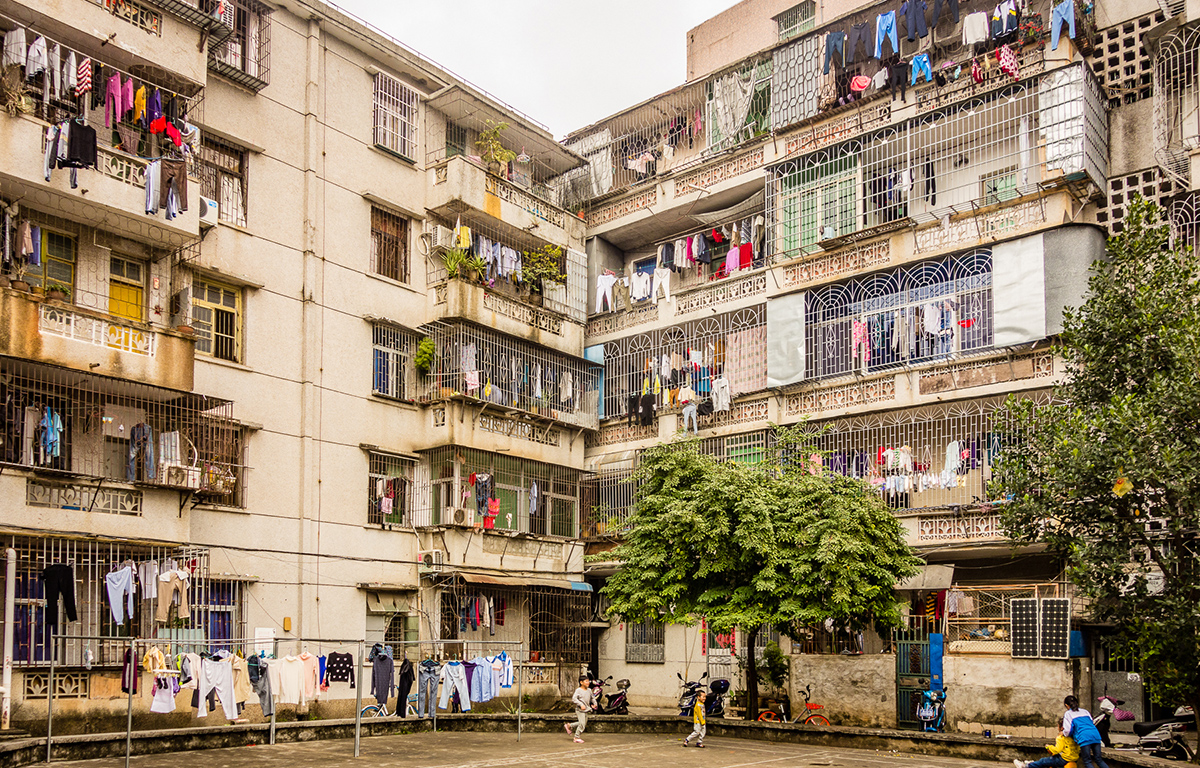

{"left": 198, "top": 196, "right": 219, "bottom": 229}
{"left": 160, "top": 463, "right": 201, "bottom": 490}
{"left": 424, "top": 222, "right": 454, "bottom": 253}
{"left": 449, "top": 507, "right": 473, "bottom": 527}
{"left": 417, "top": 549, "right": 444, "bottom": 574}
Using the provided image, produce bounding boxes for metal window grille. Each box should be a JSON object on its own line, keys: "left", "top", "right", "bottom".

{"left": 792, "top": 624, "right": 887, "bottom": 655}
{"left": 438, "top": 581, "right": 590, "bottom": 664}
{"left": 0, "top": 536, "right": 218, "bottom": 666}
{"left": 0, "top": 356, "right": 242, "bottom": 497}
{"left": 208, "top": 0, "right": 271, "bottom": 90}
{"left": 942, "top": 583, "right": 1061, "bottom": 654}
{"left": 368, "top": 451, "right": 415, "bottom": 527}
{"left": 370, "top": 208, "right": 410, "bottom": 283}
{"left": 197, "top": 137, "right": 248, "bottom": 227}
{"left": 417, "top": 446, "right": 584, "bottom": 538}
{"left": 804, "top": 250, "right": 994, "bottom": 381}
{"left": 383, "top": 613, "right": 419, "bottom": 646}
{"left": 766, "top": 64, "right": 1108, "bottom": 262}
{"left": 418, "top": 321, "right": 600, "bottom": 430}
{"left": 445, "top": 122, "right": 467, "bottom": 158}
{"left": 191, "top": 277, "right": 241, "bottom": 362}
{"left": 373, "top": 72, "right": 419, "bottom": 160}
{"left": 583, "top": 468, "right": 636, "bottom": 540}
{"left": 601, "top": 306, "right": 765, "bottom": 420}
{"left": 372, "top": 324, "right": 415, "bottom": 401}
{"left": 625, "top": 618, "right": 665, "bottom": 663}
{"left": 775, "top": 1, "right": 816, "bottom": 42}
{"left": 1154, "top": 25, "right": 1200, "bottom": 188}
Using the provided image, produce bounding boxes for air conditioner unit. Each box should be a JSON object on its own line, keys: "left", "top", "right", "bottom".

{"left": 417, "top": 549, "right": 444, "bottom": 574}
{"left": 198, "top": 196, "right": 219, "bottom": 229}
{"left": 424, "top": 222, "right": 454, "bottom": 253}
{"left": 160, "top": 463, "right": 201, "bottom": 490}
{"left": 449, "top": 507, "right": 473, "bottom": 527}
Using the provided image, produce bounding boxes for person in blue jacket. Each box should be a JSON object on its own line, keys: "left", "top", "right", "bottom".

{"left": 1063, "top": 695, "right": 1110, "bottom": 768}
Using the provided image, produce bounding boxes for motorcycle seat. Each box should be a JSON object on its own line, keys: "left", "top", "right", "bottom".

{"left": 1133, "top": 719, "right": 1184, "bottom": 737}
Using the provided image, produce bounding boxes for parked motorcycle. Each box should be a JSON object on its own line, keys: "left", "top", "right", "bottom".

{"left": 585, "top": 672, "right": 613, "bottom": 714}
{"left": 1094, "top": 694, "right": 1135, "bottom": 748}
{"left": 677, "top": 671, "right": 728, "bottom": 719}
{"left": 916, "top": 687, "right": 948, "bottom": 733}
{"left": 1117, "top": 705, "right": 1196, "bottom": 762}
{"left": 606, "top": 679, "right": 631, "bottom": 715}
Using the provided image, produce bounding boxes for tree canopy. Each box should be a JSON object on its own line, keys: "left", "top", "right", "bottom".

{"left": 598, "top": 425, "right": 922, "bottom": 717}
{"left": 993, "top": 197, "right": 1200, "bottom": 747}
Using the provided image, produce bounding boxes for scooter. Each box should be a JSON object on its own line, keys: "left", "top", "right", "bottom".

{"left": 586, "top": 673, "right": 613, "bottom": 714}
{"left": 916, "top": 687, "right": 947, "bottom": 733}
{"left": 1120, "top": 706, "right": 1196, "bottom": 762}
{"left": 1094, "top": 694, "right": 1135, "bottom": 748}
{"left": 677, "top": 672, "right": 729, "bottom": 719}
{"left": 605, "top": 679, "right": 631, "bottom": 715}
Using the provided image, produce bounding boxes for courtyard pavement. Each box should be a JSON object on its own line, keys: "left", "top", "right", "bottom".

{"left": 59, "top": 731, "right": 1014, "bottom": 768}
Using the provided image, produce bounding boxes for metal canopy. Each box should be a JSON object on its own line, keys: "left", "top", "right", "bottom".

{"left": 457, "top": 571, "right": 591, "bottom": 591}
{"left": 426, "top": 84, "right": 586, "bottom": 176}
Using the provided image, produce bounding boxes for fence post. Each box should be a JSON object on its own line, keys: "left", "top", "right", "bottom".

{"left": 124, "top": 637, "right": 135, "bottom": 768}
{"left": 45, "top": 631, "right": 54, "bottom": 764}
{"left": 353, "top": 640, "right": 364, "bottom": 758}
{"left": 516, "top": 644, "right": 523, "bottom": 743}
{"left": 269, "top": 637, "right": 278, "bottom": 746}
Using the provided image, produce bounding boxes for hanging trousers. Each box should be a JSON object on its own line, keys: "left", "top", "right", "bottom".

{"left": 416, "top": 666, "right": 438, "bottom": 717}
{"left": 42, "top": 564, "right": 77, "bottom": 642}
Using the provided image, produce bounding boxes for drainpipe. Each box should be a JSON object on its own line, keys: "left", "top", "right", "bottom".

{"left": 2, "top": 547, "right": 16, "bottom": 729}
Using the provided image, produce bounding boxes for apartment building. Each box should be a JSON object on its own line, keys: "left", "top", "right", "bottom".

{"left": 0, "top": 0, "right": 597, "bottom": 730}
{"left": 566, "top": 0, "right": 1157, "bottom": 732}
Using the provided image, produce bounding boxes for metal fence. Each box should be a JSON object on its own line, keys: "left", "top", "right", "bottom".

{"left": 942, "top": 583, "right": 1062, "bottom": 654}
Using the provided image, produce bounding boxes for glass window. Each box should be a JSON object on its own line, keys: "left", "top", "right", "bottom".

{"left": 446, "top": 123, "right": 467, "bottom": 158}
{"left": 625, "top": 618, "right": 665, "bottom": 663}
{"left": 372, "top": 324, "right": 414, "bottom": 400}
{"left": 982, "top": 166, "right": 1019, "bottom": 206}
{"left": 192, "top": 278, "right": 241, "bottom": 363}
{"left": 197, "top": 138, "right": 248, "bottom": 227}
{"left": 368, "top": 451, "right": 414, "bottom": 526}
{"left": 108, "top": 256, "right": 145, "bottom": 322}
{"left": 26, "top": 231, "right": 76, "bottom": 292}
{"left": 373, "top": 73, "right": 419, "bottom": 160}
{"left": 776, "top": 1, "right": 816, "bottom": 41}
{"left": 370, "top": 207, "right": 410, "bottom": 283}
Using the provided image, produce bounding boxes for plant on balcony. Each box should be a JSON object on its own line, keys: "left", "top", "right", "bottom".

{"left": 1019, "top": 14, "right": 1046, "bottom": 48}
{"left": 441, "top": 247, "right": 468, "bottom": 279}
{"left": 464, "top": 255, "right": 489, "bottom": 284}
{"left": 414, "top": 336, "right": 436, "bottom": 376}
{"left": 46, "top": 283, "right": 70, "bottom": 302}
{"left": 476, "top": 120, "right": 517, "bottom": 176}
{"left": 0, "top": 66, "right": 31, "bottom": 118}
{"left": 521, "top": 244, "right": 566, "bottom": 294}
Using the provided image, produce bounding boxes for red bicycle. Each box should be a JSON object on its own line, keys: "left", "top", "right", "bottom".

{"left": 756, "top": 684, "right": 830, "bottom": 725}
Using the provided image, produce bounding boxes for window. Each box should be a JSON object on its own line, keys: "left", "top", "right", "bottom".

{"left": 196, "top": 581, "right": 245, "bottom": 649}
{"left": 108, "top": 256, "right": 145, "bottom": 322}
{"left": 775, "top": 1, "right": 816, "bottom": 41}
{"left": 373, "top": 72, "right": 419, "bottom": 161}
{"left": 368, "top": 451, "right": 414, "bottom": 526}
{"left": 384, "top": 613, "right": 419, "bottom": 646}
{"left": 779, "top": 156, "right": 857, "bottom": 252}
{"left": 981, "top": 166, "right": 1019, "bottom": 206}
{"left": 209, "top": 0, "right": 271, "bottom": 90}
{"left": 372, "top": 324, "right": 414, "bottom": 400}
{"left": 446, "top": 123, "right": 467, "bottom": 158}
{"left": 191, "top": 278, "right": 242, "bottom": 363}
{"left": 192, "top": 420, "right": 246, "bottom": 507}
{"left": 625, "top": 618, "right": 665, "bottom": 663}
{"left": 25, "top": 231, "right": 75, "bottom": 293}
{"left": 197, "top": 137, "right": 248, "bottom": 227}
{"left": 370, "top": 207, "right": 410, "bottom": 283}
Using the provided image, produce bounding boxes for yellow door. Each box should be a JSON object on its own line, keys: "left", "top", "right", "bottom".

{"left": 108, "top": 281, "right": 143, "bottom": 322}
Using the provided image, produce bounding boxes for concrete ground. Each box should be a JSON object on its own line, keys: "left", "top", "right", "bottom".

{"left": 60, "top": 731, "right": 1014, "bottom": 768}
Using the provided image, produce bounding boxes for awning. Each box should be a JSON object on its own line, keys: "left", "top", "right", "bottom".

{"left": 688, "top": 189, "right": 765, "bottom": 227}
{"left": 458, "top": 572, "right": 593, "bottom": 591}
{"left": 895, "top": 565, "right": 955, "bottom": 591}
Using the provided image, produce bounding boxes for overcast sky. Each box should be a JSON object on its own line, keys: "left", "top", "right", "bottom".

{"left": 335, "top": 0, "right": 737, "bottom": 139}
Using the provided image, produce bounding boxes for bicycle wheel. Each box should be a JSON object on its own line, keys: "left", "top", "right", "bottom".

{"left": 360, "top": 704, "right": 383, "bottom": 718}
{"left": 805, "top": 714, "right": 830, "bottom": 726}
{"left": 757, "top": 711, "right": 781, "bottom": 722}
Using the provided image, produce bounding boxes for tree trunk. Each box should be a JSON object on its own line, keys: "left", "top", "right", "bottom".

{"left": 745, "top": 625, "right": 760, "bottom": 721}
{"left": 1191, "top": 696, "right": 1200, "bottom": 765}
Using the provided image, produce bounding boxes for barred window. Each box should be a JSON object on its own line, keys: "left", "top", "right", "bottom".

{"left": 373, "top": 73, "right": 419, "bottom": 160}
{"left": 372, "top": 324, "right": 415, "bottom": 401}
{"left": 775, "top": 1, "right": 816, "bottom": 41}
{"left": 197, "top": 137, "right": 248, "bottom": 227}
{"left": 370, "top": 207, "right": 410, "bottom": 283}
{"left": 625, "top": 618, "right": 665, "bottom": 663}
{"left": 368, "top": 451, "right": 414, "bottom": 527}
{"left": 191, "top": 278, "right": 242, "bottom": 363}
{"left": 193, "top": 420, "right": 247, "bottom": 508}
{"left": 209, "top": 0, "right": 271, "bottom": 91}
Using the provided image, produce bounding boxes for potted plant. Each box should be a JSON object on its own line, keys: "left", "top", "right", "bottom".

{"left": 414, "top": 336, "right": 435, "bottom": 376}
{"left": 465, "top": 255, "right": 488, "bottom": 284}
{"left": 46, "top": 283, "right": 70, "bottom": 302}
{"left": 476, "top": 120, "right": 517, "bottom": 176}
{"left": 10, "top": 262, "right": 30, "bottom": 293}
{"left": 442, "top": 247, "right": 468, "bottom": 279}
{"left": 520, "top": 244, "right": 566, "bottom": 301}
{"left": 0, "top": 66, "right": 32, "bottom": 118}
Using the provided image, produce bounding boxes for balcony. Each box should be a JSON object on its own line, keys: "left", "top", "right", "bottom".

{"left": 0, "top": 353, "right": 242, "bottom": 504}
{"left": 427, "top": 155, "right": 584, "bottom": 253}
{"left": 1153, "top": 24, "right": 1200, "bottom": 189}
{"left": 430, "top": 276, "right": 584, "bottom": 357}
{"left": 417, "top": 320, "right": 601, "bottom": 433}
{"left": 5, "top": 0, "right": 209, "bottom": 87}
{"left": 765, "top": 63, "right": 1108, "bottom": 263}
{"left": 0, "top": 288, "right": 195, "bottom": 391}
{"left": 901, "top": 507, "right": 1007, "bottom": 548}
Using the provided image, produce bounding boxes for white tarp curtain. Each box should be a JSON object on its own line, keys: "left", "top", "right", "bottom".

{"left": 710, "top": 68, "right": 755, "bottom": 151}
{"left": 1039, "top": 65, "right": 1084, "bottom": 174}
{"left": 689, "top": 189, "right": 766, "bottom": 227}
{"left": 992, "top": 233, "right": 1046, "bottom": 347}
{"left": 766, "top": 290, "right": 807, "bottom": 388}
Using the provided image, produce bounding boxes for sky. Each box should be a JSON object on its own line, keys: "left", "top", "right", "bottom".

{"left": 333, "top": 0, "right": 738, "bottom": 139}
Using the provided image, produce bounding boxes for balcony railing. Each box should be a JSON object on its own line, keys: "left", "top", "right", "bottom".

{"left": 765, "top": 63, "right": 1107, "bottom": 262}
{"left": 39, "top": 304, "right": 157, "bottom": 356}
{"left": 1153, "top": 24, "right": 1200, "bottom": 187}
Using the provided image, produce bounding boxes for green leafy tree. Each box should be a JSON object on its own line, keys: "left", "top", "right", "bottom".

{"left": 994, "top": 197, "right": 1200, "bottom": 753}
{"left": 597, "top": 425, "right": 922, "bottom": 719}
